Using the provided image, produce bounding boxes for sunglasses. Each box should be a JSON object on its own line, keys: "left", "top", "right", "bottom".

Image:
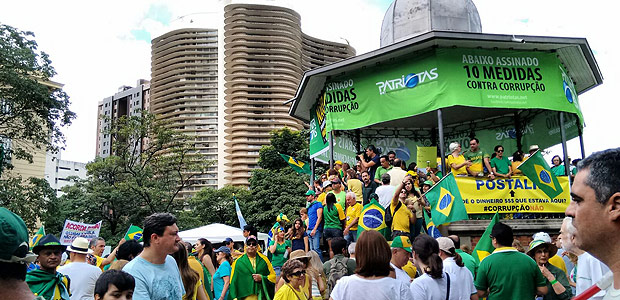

{"left": 497, "top": 149, "right": 504, "bottom": 153}
{"left": 247, "top": 242, "right": 258, "bottom": 247}
{"left": 290, "top": 270, "right": 306, "bottom": 277}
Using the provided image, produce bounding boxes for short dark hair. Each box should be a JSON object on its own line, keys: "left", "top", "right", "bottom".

{"left": 381, "top": 173, "right": 391, "bottom": 185}
{"left": 243, "top": 224, "right": 258, "bottom": 237}
{"left": 448, "top": 235, "right": 461, "bottom": 249}
{"left": 0, "top": 262, "right": 27, "bottom": 281}
{"left": 281, "top": 259, "right": 305, "bottom": 283}
{"left": 393, "top": 158, "right": 402, "bottom": 167}
{"left": 143, "top": 213, "right": 177, "bottom": 247}
{"left": 551, "top": 155, "right": 563, "bottom": 164}
{"left": 491, "top": 222, "right": 513, "bottom": 247}
{"left": 578, "top": 148, "right": 620, "bottom": 205}
{"left": 494, "top": 145, "right": 504, "bottom": 152}
{"left": 387, "top": 151, "right": 396, "bottom": 157}
{"left": 408, "top": 162, "right": 417, "bottom": 171}
{"left": 380, "top": 155, "right": 389, "bottom": 162}
{"left": 89, "top": 237, "right": 105, "bottom": 248}
{"left": 94, "top": 270, "right": 135, "bottom": 297}
{"left": 470, "top": 137, "right": 480, "bottom": 144}
{"left": 331, "top": 237, "right": 347, "bottom": 255}
{"left": 367, "top": 145, "right": 378, "bottom": 154}
{"left": 117, "top": 240, "right": 143, "bottom": 261}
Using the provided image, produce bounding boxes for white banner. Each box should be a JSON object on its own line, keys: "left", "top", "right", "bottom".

{"left": 59, "top": 219, "right": 102, "bottom": 245}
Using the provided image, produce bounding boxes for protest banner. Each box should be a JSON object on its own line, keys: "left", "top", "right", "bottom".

{"left": 59, "top": 219, "right": 102, "bottom": 245}
{"left": 455, "top": 175, "right": 570, "bottom": 213}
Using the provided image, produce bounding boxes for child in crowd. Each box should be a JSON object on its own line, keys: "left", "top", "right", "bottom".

{"left": 94, "top": 270, "right": 135, "bottom": 300}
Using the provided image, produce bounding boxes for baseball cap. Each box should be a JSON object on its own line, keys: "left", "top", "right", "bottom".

{"left": 246, "top": 235, "right": 258, "bottom": 244}
{"left": 66, "top": 237, "right": 90, "bottom": 255}
{"left": 335, "top": 160, "right": 343, "bottom": 165}
{"left": 214, "top": 246, "right": 231, "bottom": 254}
{"left": 224, "top": 237, "right": 234, "bottom": 244}
{"left": 32, "top": 234, "right": 66, "bottom": 254}
{"left": 532, "top": 232, "right": 552, "bottom": 243}
{"left": 437, "top": 237, "right": 456, "bottom": 253}
{"left": 389, "top": 236, "right": 412, "bottom": 253}
{"left": 322, "top": 180, "right": 332, "bottom": 188}
{"left": 305, "top": 190, "right": 316, "bottom": 196}
{"left": 0, "top": 208, "right": 37, "bottom": 264}
{"left": 422, "top": 180, "right": 434, "bottom": 187}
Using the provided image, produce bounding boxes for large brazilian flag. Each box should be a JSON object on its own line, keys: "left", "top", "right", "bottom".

{"left": 123, "top": 225, "right": 143, "bottom": 242}
{"left": 425, "top": 173, "right": 469, "bottom": 226}
{"left": 472, "top": 212, "right": 500, "bottom": 264}
{"left": 357, "top": 198, "right": 389, "bottom": 240}
{"left": 517, "top": 150, "right": 563, "bottom": 199}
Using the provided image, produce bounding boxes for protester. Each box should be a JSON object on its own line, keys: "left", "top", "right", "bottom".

{"left": 526, "top": 239, "right": 572, "bottom": 300}
{"left": 57, "top": 237, "right": 103, "bottom": 300}
{"left": 172, "top": 242, "right": 208, "bottom": 300}
{"left": 388, "top": 158, "right": 408, "bottom": 188}
{"left": 390, "top": 236, "right": 413, "bottom": 285}
{"left": 323, "top": 237, "right": 356, "bottom": 285}
{"left": 464, "top": 137, "right": 494, "bottom": 178}
{"left": 228, "top": 235, "right": 276, "bottom": 300}
{"left": 437, "top": 237, "right": 478, "bottom": 300}
{"left": 323, "top": 193, "right": 345, "bottom": 257}
{"left": 389, "top": 176, "right": 415, "bottom": 239}
{"left": 299, "top": 208, "right": 309, "bottom": 228}
{"left": 109, "top": 240, "right": 143, "bottom": 270}
{"left": 409, "top": 235, "right": 450, "bottom": 300}
{"left": 288, "top": 218, "right": 309, "bottom": 252}
{"left": 213, "top": 246, "right": 232, "bottom": 300}
{"left": 343, "top": 192, "right": 362, "bottom": 244}
{"left": 194, "top": 238, "right": 216, "bottom": 299}
{"left": 274, "top": 259, "right": 308, "bottom": 300}
{"left": 330, "top": 231, "right": 413, "bottom": 300}
{"left": 447, "top": 235, "right": 477, "bottom": 277}
{"left": 357, "top": 145, "right": 380, "bottom": 180}
{"left": 374, "top": 155, "right": 392, "bottom": 184}
{"left": 93, "top": 270, "right": 134, "bottom": 300}
{"left": 345, "top": 169, "right": 364, "bottom": 203}
{"left": 183, "top": 242, "right": 208, "bottom": 299}
{"left": 243, "top": 224, "right": 258, "bottom": 239}
{"left": 305, "top": 189, "right": 324, "bottom": 261}
{"left": 275, "top": 250, "right": 311, "bottom": 295}
{"left": 361, "top": 170, "right": 379, "bottom": 205}
{"left": 490, "top": 145, "right": 512, "bottom": 178}
{"left": 26, "top": 234, "right": 71, "bottom": 300}
{"left": 224, "top": 237, "right": 243, "bottom": 259}
{"left": 269, "top": 227, "right": 292, "bottom": 282}
{"left": 375, "top": 173, "right": 396, "bottom": 208}
{"left": 0, "top": 208, "right": 40, "bottom": 300}
{"left": 447, "top": 142, "right": 470, "bottom": 176}
{"left": 88, "top": 238, "right": 122, "bottom": 271}
{"left": 403, "top": 175, "right": 425, "bottom": 239}
{"left": 347, "top": 243, "right": 356, "bottom": 261}
{"left": 330, "top": 178, "right": 347, "bottom": 209}
{"left": 334, "top": 160, "right": 344, "bottom": 179}
{"left": 565, "top": 148, "right": 620, "bottom": 299}
{"left": 474, "top": 222, "right": 547, "bottom": 299}
{"left": 317, "top": 181, "right": 332, "bottom": 205}
{"left": 511, "top": 150, "right": 525, "bottom": 175}
{"left": 529, "top": 145, "right": 540, "bottom": 156}
{"left": 550, "top": 155, "right": 567, "bottom": 176}
{"left": 532, "top": 232, "right": 567, "bottom": 274}
{"left": 122, "top": 213, "right": 185, "bottom": 299}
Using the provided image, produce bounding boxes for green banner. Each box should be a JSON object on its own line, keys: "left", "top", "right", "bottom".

{"left": 309, "top": 103, "right": 329, "bottom": 159}
{"left": 319, "top": 47, "right": 582, "bottom": 133}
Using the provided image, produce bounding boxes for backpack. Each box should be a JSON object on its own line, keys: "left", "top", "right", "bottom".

{"left": 326, "top": 256, "right": 349, "bottom": 296}
{"left": 384, "top": 201, "right": 401, "bottom": 229}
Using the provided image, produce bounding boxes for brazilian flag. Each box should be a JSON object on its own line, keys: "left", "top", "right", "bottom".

{"left": 425, "top": 173, "right": 469, "bottom": 226}
{"left": 357, "top": 198, "right": 389, "bottom": 240}
{"left": 472, "top": 212, "right": 499, "bottom": 264}
{"left": 517, "top": 150, "right": 563, "bottom": 199}
{"left": 424, "top": 211, "right": 442, "bottom": 238}
{"left": 279, "top": 154, "right": 311, "bottom": 174}
{"left": 123, "top": 224, "right": 143, "bottom": 242}
{"left": 29, "top": 226, "right": 45, "bottom": 250}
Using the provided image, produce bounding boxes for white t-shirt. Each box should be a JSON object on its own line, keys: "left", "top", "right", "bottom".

{"left": 387, "top": 167, "right": 408, "bottom": 188}
{"left": 375, "top": 185, "right": 396, "bottom": 208}
{"left": 331, "top": 275, "right": 413, "bottom": 300}
{"left": 123, "top": 255, "right": 185, "bottom": 300}
{"left": 603, "top": 285, "right": 620, "bottom": 300}
{"left": 442, "top": 257, "right": 476, "bottom": 299}
{"left": 578, "top": 252, "right": 611, "bottom": 300}
{"left": 410, "top": 273, "right": 448, "bottom": 300}
{"left": 57, "top": 261, "right": 102, "bottom": 300}
{"left": 391, "top": 262, "right": 412, "bottom": 285}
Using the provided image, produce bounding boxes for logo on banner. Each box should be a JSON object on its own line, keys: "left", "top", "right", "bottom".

{"left": 437, "top": 187, "right": 454, "bottom": 217}
{"left": 534, "top": 164, "right": 556, "bottom": 191}
{"left": 375, "top": 68, "right": 438, "bottom": 95}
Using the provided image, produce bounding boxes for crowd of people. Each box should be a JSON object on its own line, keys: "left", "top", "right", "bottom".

{"left": 1, "top": 147, "right": 618, "bottom": 300}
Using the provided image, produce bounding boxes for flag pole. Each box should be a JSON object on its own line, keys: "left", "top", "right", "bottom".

{"left": 123, "top": 224, "right": 132, "bottom": 240}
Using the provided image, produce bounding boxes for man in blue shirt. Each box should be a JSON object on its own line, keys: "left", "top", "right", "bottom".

{"left": 305, "top": 190, "right": 324, "bottom": 261}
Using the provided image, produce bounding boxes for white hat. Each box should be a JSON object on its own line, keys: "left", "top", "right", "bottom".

{"left": 529, "top": 145, "right": 539, "bottom": 151}
{"left": 437, "top": 237, "right": 455, "bottom": 253}
{"left": 532, "top": 232, "right": 552, "bottom": 243}
{"left": 67, "top": 237, "right": 90, "bottom": 255}
{"left": 322, "top": 181, "right": 332, "bottom": 188}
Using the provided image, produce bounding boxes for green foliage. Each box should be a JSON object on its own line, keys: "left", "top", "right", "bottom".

{"left": 258, "top": 128, "right": 308, "bottom": 170}
{"left": 179, "top": 185, "right": 252, "bottom": 230}
{"left": 0, "top": 23, "right": 75, "bottom": 172}
{"left": 0, "top": 175, "right": 58, "bottom": 231}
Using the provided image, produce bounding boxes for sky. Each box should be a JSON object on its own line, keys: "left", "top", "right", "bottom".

{"left": 1, "top": 0, "right": 618, "bottom": 164}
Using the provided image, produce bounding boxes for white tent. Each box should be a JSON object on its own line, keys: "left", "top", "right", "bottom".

{"left": 178, "top": 223, "right": 269, "bottom": 246}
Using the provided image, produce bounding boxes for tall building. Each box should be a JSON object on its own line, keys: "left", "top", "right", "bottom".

{"left": 150, "top": 28, "right": 220, "bottom": 195}
{"left": 44, "top": 151, "right": 87, "bottom": 196}
{"left": 222, "top": 3, "right": 355, "bottom": 185}
{"left": 96, "top": 79, "right": 150, "bottom": 158}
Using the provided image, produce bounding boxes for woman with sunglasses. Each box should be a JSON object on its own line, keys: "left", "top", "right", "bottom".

{"left": 270, "top": 227, "right": 292, "bottom": 283}
{"left": 490, "top": 145, "right": 512, "bottom": 178}
{"left": 274, "top": 259, "right": 309, "bottom": 300}
{"left": 229, "top": 236, "right": 276, "bottom": 300}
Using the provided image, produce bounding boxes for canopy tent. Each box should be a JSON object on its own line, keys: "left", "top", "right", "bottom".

{"left": 178, "top": 223, "right": 269, "bottom": 245}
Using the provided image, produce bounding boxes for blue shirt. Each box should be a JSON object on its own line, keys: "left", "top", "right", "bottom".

{"left": 307, "top": 201, "right": 323, "bottom": 231}
{"left": 213, "top": 261, "right": 231, "bottom": 300}
{"left": 123, "top": 255, "right": 185, "bottom": 300}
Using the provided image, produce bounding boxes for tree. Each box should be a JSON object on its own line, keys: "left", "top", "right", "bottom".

{"left": 180, "top": 185, "right": 252, "bottom": 230}
{"left": 0, "top": 175, "right": 58, "bottom": 231}
{"left": 257, "top": 128, "right": 308, "bottom": 170}
{"left": 0, "top": 24, "right": 75, "bottom": 173}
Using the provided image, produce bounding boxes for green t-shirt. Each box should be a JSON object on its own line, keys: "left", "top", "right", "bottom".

{"left": 475, "top": 248, "right": 547, "bottom": 300}
{"left": 490, "top": 156, "right": 511, "bottom": 174}
{"left": 268, "top": 239, "right": 291, "bottom": 267}
{"left": 374, "top": 166, "right": 392, "bottom": 181}
{"left": 323, "top": 203, "right": 345, "bottom": 229}
{"left": 330, "top": 190, "right": 347, "bottom": 209}
{"left": 456, "top": 249, "right": 478, "bottom": 277}
{"left": 464, "top": 149, "right": 490, "bottom": 173}
{"left": 551, "top": 165, "right": 567, "bottom": 176}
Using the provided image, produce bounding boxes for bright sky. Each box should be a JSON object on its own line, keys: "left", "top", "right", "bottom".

{"left": 1, "top": 0, "right": 618, "bottom": 164}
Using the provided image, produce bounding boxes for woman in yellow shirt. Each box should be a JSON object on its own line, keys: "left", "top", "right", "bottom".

{"left": 274, "top": 260, "right": 308, "bottom": 300}
{"left": 447, "top": 142, "right": 471, "bottom": 176}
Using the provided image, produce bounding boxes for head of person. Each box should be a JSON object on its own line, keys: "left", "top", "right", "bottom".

{"left": 94, "top": 270, "right": 135, "bottom": 300}
{"left": 322, "top": 180, "right": 333, "bottom": 192}
{"left": 447, "top": 235, "right": 461, "bottom": 249}
{"left": 566, "top": 148, "right": 620, "bottom": 253}
{"left": 469, "top": 138, "right": 480, "bottom": 151}
{"left": 343, "top": 162, "right": 350, "bottom": 171}
{"left": 381, "top": 173, "right": 391, "bottom": 185}
{"left": 408, "top": 162, "right": 417, "bottom": 172}
{"left": 366, "top": 145, "right": 378, "bottom": 158}
{"left": 276, "top": 227, "right": 286, "bottom": 240}
{"left": 224, "top": 237, "right": 234, "bottom": 249}
{"left": 449, "top": 142, "right": 461, "bottom": 154}
{"left": 243, "top": 224, "right": 257, "bottom": 238}
{"left": 345, "top": 168, "right": 356, "bottom": 180}
{"left": 214, "top": 246, "right": 232, "bottom": 265}
{"left": 387, "top": 151, "right": 396, "bottom": 162}
{"left": 280, "top": 259, "right": 306, "bottom": 287}
{"left": 355, "top": 231, "right": 392, "bottom": 277}
{"left": 90, "top": 237, "right": 106, "bottom": 257}
{"left": 398, "top": 188, "right": 408, "bottom": 200}
{"left": 305, "top": 189, "right": 316, "bottom": 202}
{"left": 512, "top": 150, "right": 525, "bottom": 162}
{"left": 348, "top": 242, "right": 356, "bottom": 258}
{"left": 379, "top": 155, "right": 390, "bottom": 168}
{"left": 195, "top": 238, "right": 212, "bottom": 254}
{"left": 494, "top": 145, "right": 504, "bottom": 158}
{"left": 527, "top": 239, "right": 557, "bottom": 267}
{"left": 289, "top": 250, "right": 311, "bottom": 268}
{"left": 393, "top": 158, "right": 402, "bottom": 168}
{"left": 299, "top": 208, "right": 308, "bottom": 219}
{"left": 490, "top": 222, "right": 513, "bottom": 248}
{"left": 117, "top": 240, "right": 143, "bottom": 261}
{"left": 572, "top": 158, "right": 581, "bottom": 167}
{"left": 66, "top": 237, "right": 91, "bottom": 261}
{"left": 33, "top": 234, "right": 66, "bottom": 272}
{"left": 412, "top": 234, "right": 443, "bottom": 279}
{"left": 320, "top": 173, "right": 328, "bottom": 182}
{"left": 345, "top": 192, "right": 357, "bottom": 207}
{"left": 331, "top": 237, "right": 347, "bottom": 256}
{"left": 559, "top": 217, "right": 578, "bottom": 252}
{"left": 0, "top": 208, "right": 37, "bottom": 282}
{"left": 437, "top": 237, "right": 464, "bottom": 267}
{"left": 142, "top": 212, "right": 180, "bottom": 254}
{"left": 334, "top": 160, "right": 343, "bottom": 170}
{"left": 361, "top": 171, "right": 371, "bottom": 184}
{"left": 332, "top": 178, "right": 342, "bottom": 191}
{"left": 551, "top": 155, "right": 562, "bottom": 166}
{"left": 529, "top": 144, "right": 539, "bottom": 155}
{"left": 421, "top": 180, "right": 433, "bottom": 193}
{"left": 512, "top": 239, "right": 525, "bottom": 253}
{"left": 245, "top": 236, "right": 259, "bottom": 256}
{"left": 390, "top": 236, "right": 412, "bottom": 268}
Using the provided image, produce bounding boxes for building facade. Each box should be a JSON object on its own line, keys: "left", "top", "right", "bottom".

{"left": 44, "top": 151, "right": 87, "bottom": 196}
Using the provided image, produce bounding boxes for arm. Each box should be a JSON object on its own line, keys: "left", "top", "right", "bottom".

{"left": 101, "top": 239, "right": 126, "bottom": 267}
{"left": 344, "top": 217, "right": 359, "bottom": 234}
{"left": 392, "top": 180, "right": 406, "bottom": 206}
{"left": 483, "top": 157, "right": 495, "bottom": 179}
{"left": 358, "top": 154, "right": 376, "bottom": 168}
{"left": 540, "top": 265, "right": 570, "bottom": 299}
{"left": 269, "top": 239, "right": 278, "bottom": 254}
{"left": 304, "top": 235, "right": 309, "bottom": 252}
{"left": 275, "top": 277, "right": 285, "bottom": 293}
{"left": 311, "top": 208, "right": 323, "bottom": 237}
{"left": 536, "top": 286, "right": 548, "bottom": 296}
{"left": 470, "top": 294, "right": 479, "bottom": 300}
{"left": 201, "top": 256, "right": 216, "bottom": 291}
{"left": 197, "top": 282, "right": 209, "bottom": 300}
{"left": 476, "top": 290, "right": 489, "bottom": 298}
{"left": 218, "top": 276, "right": 230, "bottom": 300}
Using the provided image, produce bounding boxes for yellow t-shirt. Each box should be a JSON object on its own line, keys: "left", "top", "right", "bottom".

{"left": 390, "top": 201, "right": 413, "bottom": 232}
{"left": 345, "top": 203, "right": 362, "bottom": 230}
{"left": 274, "top": 283, "right": 308, "bottom": 300}
{"left": 346, "top": 179, "right": 364, "bottom": 203}
{"left": 317, "top": 193, "right": 327, "bottom": 205}
{"left": 188, "top": 257, "right": 207, "bottom": 296}
{"left": 511, "top": 161, "right": 523, "bottom": 175}
{"left": 402, "top": 260, "right": 417, "bottom": 280}
{"left": 549, "top": 254, "right": 567, "bottom": 274}
{"left": 447, "top": 154, "right": 468, "bottom": 176}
